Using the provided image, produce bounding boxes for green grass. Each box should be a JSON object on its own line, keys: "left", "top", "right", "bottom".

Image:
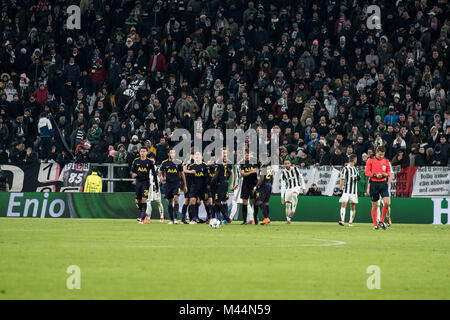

{"left": 0, "top": 218, "right": 449, "bottom": 300}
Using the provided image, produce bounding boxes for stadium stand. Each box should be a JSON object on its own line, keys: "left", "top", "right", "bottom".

{"left": 0, "top": 0, "right": 449, "bottom": 170}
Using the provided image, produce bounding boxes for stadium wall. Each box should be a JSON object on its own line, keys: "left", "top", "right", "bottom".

{"left": 1, "top": 193, "right": 449, "bottom": 224}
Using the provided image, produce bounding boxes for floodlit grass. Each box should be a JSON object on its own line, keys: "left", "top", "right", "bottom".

{"left": 0, "top": 218, "right": 449, "bottom": 299}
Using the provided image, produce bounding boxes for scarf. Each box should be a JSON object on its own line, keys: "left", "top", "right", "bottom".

{"left": 151, "top": 54, "right": 158, "bottom": 72}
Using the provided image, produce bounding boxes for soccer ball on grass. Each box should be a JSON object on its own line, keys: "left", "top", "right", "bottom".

{"left": 209, "top": 218, "right": 221, "bottom": 229}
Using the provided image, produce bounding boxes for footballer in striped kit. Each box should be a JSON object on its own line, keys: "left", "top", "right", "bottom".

{"left": 338, "top": 154, "right": 360, "bottom": 226}
{"left": 280, "top": 159, "right": 307, "bottom": 224}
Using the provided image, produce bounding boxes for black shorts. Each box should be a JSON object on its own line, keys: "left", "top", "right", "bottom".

{"left": 256, "top": 183, "right": 272, "bottom": 203}
{"left": 164, "top": 183, "right": 180, "bottom": 200}
{"left": 241, "top": 182, "right": 257, "bottom": 200}
{"left": 135, "top": 180, "right": 149, "bottom": 200}
{"left": 370, "top": 180, "right": 389, "bottom": 202}
{"left": 188, "top": 184, "right": 205, "bottom": 200}
{"left": 214, "top": 182, "right": 229, "bottom": 203}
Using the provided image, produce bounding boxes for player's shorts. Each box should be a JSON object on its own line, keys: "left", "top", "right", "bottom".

{"left": 240, "top": 182, "right": 257, "bottom": 200}
{"left": 232, "top": 182, "right": 243, "bottom": 204}
{"left": 164, "top": 183, "right": 180, "bottom": 200}
{"left": 370, "top": 180, "right": 389, "bottom": 202}
{"left": 339, "top": 193, "right": 359, "bottom": 204}
{"left": 206, "top": 184, "right": 215, "bottom": 200}
{"left": 256, "top": 183, "right": 272, "bottom": 203}
{"left": 135, "top": 180, "right": 149, "bottom": 200}
{"left": 215, "top": 182, "right": 229, "bottom": 203}
{"left": 188, "top": 184, "right": 205, "bottom": 199}
{"left": 284, "top": 187, "right": 301, "bottom": 203}
{"left": 149, "top": 188, "right": 161, "bottom": 202}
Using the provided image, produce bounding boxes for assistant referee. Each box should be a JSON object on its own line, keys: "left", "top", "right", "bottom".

{"left": 364, "top": 146, "right": 391, "bottom": 230}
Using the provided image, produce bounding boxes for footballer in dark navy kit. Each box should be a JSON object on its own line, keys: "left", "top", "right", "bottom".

{"left": 159, "top": 149, "right": 187, "bottom": 224}
{"left": 205, "top": 158, "right": 217, "bottom": 222}
{"left": 255, "top": 162, "right": 273, "bottom": 226}
{"left": 185, "top": 151, "right": 209, "bottom": 224}
{"left": 213, "top": 147, "right": 234, "bottom": 224}
{"left": 239, "top": 150, "right": 259, "bottom": 225}
{"left": 181, "top": 149, "right": 195, "bottom": 224}
{"left": 131, "top": 147, "right": 159, "bottom": 224}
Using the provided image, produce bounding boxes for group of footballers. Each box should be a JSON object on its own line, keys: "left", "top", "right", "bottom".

{"left": 131, "top": 144, "right": 394, "bottom": 230}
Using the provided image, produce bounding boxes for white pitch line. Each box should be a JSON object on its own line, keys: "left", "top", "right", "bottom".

{"left": 121, "top": 238, "right": 347, "bottom": 249}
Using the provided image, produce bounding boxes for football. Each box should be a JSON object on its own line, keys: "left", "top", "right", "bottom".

{"left": 209, "top": 218, "right": 221, "bottom": 229}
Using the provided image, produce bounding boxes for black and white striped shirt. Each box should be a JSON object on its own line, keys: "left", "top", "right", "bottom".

{"left": 340, "top": 165, "right": 359, "bottom": 195}
{"left": 280, "top": 166, "right": 306, "bottom": 197}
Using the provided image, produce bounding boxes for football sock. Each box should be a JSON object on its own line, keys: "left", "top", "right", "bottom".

{"left": 188, "top": 205, "right": 195, "bottom": 222}
{"left": 262, "top": 204, "right": 269, "bottom": 219}
{"left": 292, "top": 196, "right": 298, "bottom": 212}
{"left": 247, "top": 203, "right": 254, "bottom": 220}
{"left": 253, "top": 205, "right": 259, "bottom": 221}
{"left": 340, "top": 207, "right": 346, "bottom": 222}
{"left": 229, "top": 202, "right": 238, "bottom": 220}
{"left": 386, "top": 207, "right": 391, "bottom": 219}
{"left": 173, "top": 203, "right": 179, "bottom": 220}
{"left": 349, "top": 210, "right": 355, "bottom": 223}
{"left": 182, "top": 204, "right": 188, "bottom": 221}
{"left": 285, "top": 203, "right": 291, "bottom": 220}
{"left": 220, "top": 204, "right": 229, "bottom": 221}
{"left": 205, "top": 205, "right": 211, "bottom": 220}
{"left": 138, "top": 202, "right": 143, "bottom": 212}
{"left": 168, "top": 204, "right": 174, "bottom": 221}
{"left": 214, "top": 204, "right": 220, "bottom": 220}
{"left": 145, "top": 200, "right": 151, "bottom": 214}
{"left": 141, "top": 202, "right": 147, "bottom": 219}
{"left": 381, "top": 205, "right": 389, "bottom": 223}
{"left": 242, "top": 204, "right": 248, "bottom": 222}
{"left": 194, "top": 203, "right": 199, "bottom": 220}
{"left": 371, "top": 209, "right": 378, "bottom": 226}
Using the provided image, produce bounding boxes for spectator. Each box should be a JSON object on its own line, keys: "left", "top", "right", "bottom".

{"left": 37, "top": 112, "right": 53, "bottom": 162}
{"left": 23, "top": 147, "right": 39, "bottom": 166}
{"left": 430, "top": 145, "right": 446, "bottom": 166}
{"left": 391, "top": 149, "right": 410, "bottom": 168}
{"left": 307, "top": 184, "right": 322, "bottom": 196}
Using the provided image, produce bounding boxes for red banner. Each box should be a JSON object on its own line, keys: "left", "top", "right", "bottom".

{"left": 395, "top": 166, "right": 418, "bottom": 197}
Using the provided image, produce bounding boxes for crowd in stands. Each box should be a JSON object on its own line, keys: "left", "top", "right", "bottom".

{"left": 0, "top": 0, "right": 449, "bottom": 170}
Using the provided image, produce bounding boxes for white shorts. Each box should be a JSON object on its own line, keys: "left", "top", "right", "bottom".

{"left": 233, "top": 182, "right": 243, "bottom": 204}
{"left": 284, "top": 187, "right": 301, "bottom": 203}
{"left": 148, "top": 189, "right": 161, "bottom": 202}
{"left": 339, "top": 193, "right": 358, "bottom": 204}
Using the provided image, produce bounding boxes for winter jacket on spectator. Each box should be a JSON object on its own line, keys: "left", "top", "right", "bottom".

{"left": 87, "top": 124, "right": 102, "bottom": 145}
{"left": 64, "top": 61, "right": 81, "bottom": 83}
{"left": 113, "top": 144, "right": 129, "bottom": 164}
{"left": 32, "top": 86, "right": 49, "bottom": 105}
{"left": 90, "top": 59, "right": 106, "bottom": 84}
{"left": 391, "top": 150, "right": 410, "bottom": 168}
{"left": 0, "top": 148, "right": 9, "bottom": 164}
{"left": 430, "top": 147, "right": 446, "bottom": 166}
{"left": 127, "top": 135, "right": 141, "bottom": 154}
{"left": 148, "top": 49, "right": 166, "bottom": 73}
{"left": 38, "top": 115, "right": 53, "bottom": 138}
{"left": 9, "top": 144, "right": 26, "bottom": 164}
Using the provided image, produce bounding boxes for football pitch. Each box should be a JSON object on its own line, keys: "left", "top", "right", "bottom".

{"left": 0, "top": 218, "right": 449, "bottom": 300}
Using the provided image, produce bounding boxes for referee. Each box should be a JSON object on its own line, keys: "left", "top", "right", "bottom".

{"left": 364, "top": 146, "right": 391, "bottom": 230}
{"left": 338, "top": 154, "right": 360, "bottom": 226}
